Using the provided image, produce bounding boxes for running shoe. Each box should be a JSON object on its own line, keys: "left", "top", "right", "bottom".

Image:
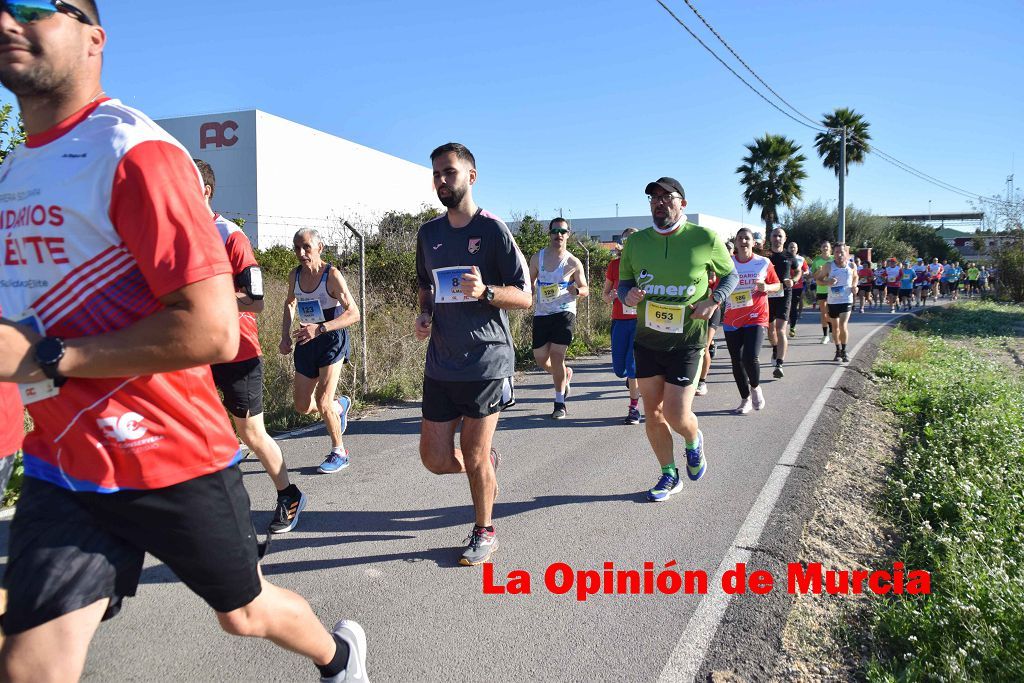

{"left": 772, "top": 364, "right": 784, "bottom": 379}
{"left": 320, "top": 620, "right": 369, "bottom": 683}
{"left": 460, "top": 526, "right": 498, "bottom": 566}
{"left": 752, "top": 386, "right": 766, "bottom": 411}
{"left": 708, "top": 341, "right": 717, "bottom": 359}
{"left": 733, "top": 398, "right": 752, "bottom": 415}
{"left": 647, "top": 471, "right": 682, "bottom": 502}
{"left": 694, "top": 381, "right": 709, "bottom": 396}
{"left": 335, "top": 395, "right": 352, "bottom": 435}
{"left": 269, "top": 489, "right": 307, "bottom": 534}
{"left": 820, "top": 335, "right": 829, "bottom": 345}
{"left": 833, "top": 350, "right": 842, "bottom": 362}
{"left": 624, "top": 406, "right": 641, "bottom": 425}
{"left": 841, "top": 352, "right": 850, "bottom": 363}
{"left": 551, "top": 402, "right": 567, "bottom": 420}
{"left": 685, "top": 429, "right": 706, "bottom": 481}
{"left": 490, "top": 447, "right": 501, "bottom": 472}
{"left": 788, "top": 327, "right": 796, "bottom": 338}
{"left": 318, "top": 449, "right": 350, "bottom": 474}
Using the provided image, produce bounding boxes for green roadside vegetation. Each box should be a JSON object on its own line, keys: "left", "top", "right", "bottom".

{"left": 868, "top": 301, "right": 1024, "bottom": 681}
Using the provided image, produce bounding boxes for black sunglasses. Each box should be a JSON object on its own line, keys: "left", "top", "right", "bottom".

{"left": 2, "top": 1, "right": 94, "bottom": 26}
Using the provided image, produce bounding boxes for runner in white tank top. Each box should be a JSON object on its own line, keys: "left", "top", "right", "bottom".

{"left": 280, "top": 228, "right": 361, "bottom": 473}
{"left": 815, "top": 243, "right": 858, "bottom": 363}
{"left": 529, "top": 218, "right": 589, "bottom": 419}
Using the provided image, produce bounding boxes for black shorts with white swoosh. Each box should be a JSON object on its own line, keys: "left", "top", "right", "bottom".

{"left": 421, "top": 375, "right": 507, "bottom": 422}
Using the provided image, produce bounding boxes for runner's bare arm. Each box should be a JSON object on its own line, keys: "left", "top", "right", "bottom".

{"left": 280, "top": 271, "right": 297, "bottom": 354}
{"left": 237, "top": 291, "right": 264, "bottom": 314}
{"left": 0, "top": 274, "right": 238, "bottom": 383}
{"left": 569, "top": 256, "right": 589, "bottom": 298}
{"left": 602, "top": 274, "right": 616, "bottom": 304}
{"left": 528, "top": 253, "right": 539, "bottom": 289}
{"left": 414, "top": 286, "right": 433, "bottom": 340}
{"left": 460, "top": 266, "right": 531, "bottom": 310}
{"left": 324, "top": 269, "right": 361, "bottom": 332}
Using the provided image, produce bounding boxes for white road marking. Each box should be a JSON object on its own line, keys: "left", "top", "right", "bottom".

{"left": 658, "top": 314, "right": 909, "bottom": 682}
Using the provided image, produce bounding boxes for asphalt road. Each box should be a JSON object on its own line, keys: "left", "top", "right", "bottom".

{"left": 1, "top": 305, "right": 910, "bottom": 682}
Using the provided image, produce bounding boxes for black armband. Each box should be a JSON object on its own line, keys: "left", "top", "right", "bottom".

{"left": 236, "top": 266, "right": 264, "bottom": 300}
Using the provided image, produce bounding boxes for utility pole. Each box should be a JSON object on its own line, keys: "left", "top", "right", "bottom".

{"left": 837, "top": 126, "right": 847, "bottom": 244}
{"left": 615, "top": 203, "right": 619, "bottom": 218}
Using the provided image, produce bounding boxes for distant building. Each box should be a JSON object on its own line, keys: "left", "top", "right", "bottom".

{"left": 508, "top": 213, "right": 758, "bottom": 245}
{"left": 155, "top": 110, "right": 441, "bottom": 248}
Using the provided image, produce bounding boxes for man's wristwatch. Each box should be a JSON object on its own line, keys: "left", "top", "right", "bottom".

{"left": 34, "top": 336, "right": 68, "bottom": 387}
{"left": 483, "top": 285, "right": 496, "bottom": 303}
{"left": 316, "top": 323, "right": 328, "bottom": 336}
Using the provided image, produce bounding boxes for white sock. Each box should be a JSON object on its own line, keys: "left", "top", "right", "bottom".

{"left": 555, "top": 392, "right": 565, "bottom": 403}
{"left": 331, "top": 446, "right": 345, "bottom": 455}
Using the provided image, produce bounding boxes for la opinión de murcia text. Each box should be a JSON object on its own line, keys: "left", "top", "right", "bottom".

{"left": 483, "top": 562, "right": 930, "bottom": 601}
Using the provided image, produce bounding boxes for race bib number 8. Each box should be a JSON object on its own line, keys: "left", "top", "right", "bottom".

{"left": 645, "top": 301, "right": 686, "bottom": 333}
{"left": 432, "top": 266, "right": 474, "bottom": 304}
{"left": 296, "top": 299, "right": 327, "bottom": 324}
{"left": 728, "top": 289, "right": 753, "bottom": 308}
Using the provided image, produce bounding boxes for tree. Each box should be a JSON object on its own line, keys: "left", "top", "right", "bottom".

{"left": 736, "top": 133, "right": 807, "bottom": 230}
{"left": 814, "top": 107, "right": 871, "bottom": 177}
{"left": 512, "top": 215, "right": 549, "bottom": 258}
{"left": 0, "top": 103, "right": 25, "bottom": 165}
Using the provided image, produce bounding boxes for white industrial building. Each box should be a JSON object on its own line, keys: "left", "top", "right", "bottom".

{"left": 155, "top": 110, "right": 441, "bottom": 248}
{"left": 508, "top": 214, "right": 759, "bottom": 245}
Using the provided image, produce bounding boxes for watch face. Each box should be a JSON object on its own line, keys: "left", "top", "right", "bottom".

{"left": 37, "top": 336, "right": 65, "bottom": 364}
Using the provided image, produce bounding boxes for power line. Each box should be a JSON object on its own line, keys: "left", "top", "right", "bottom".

{"left": 679, "top": 0, "right": 823, "bottom": 129}
{"left": 653, "top": 0, "right": 827, "bottom": 133}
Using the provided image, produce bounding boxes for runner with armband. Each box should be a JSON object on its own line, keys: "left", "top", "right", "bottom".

{"left": 280, "top": 229, "right": 361, "bottom": 475}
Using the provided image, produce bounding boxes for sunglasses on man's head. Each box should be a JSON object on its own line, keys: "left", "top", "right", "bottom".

{"left": 2, "top": 1, "right": 94, "bottom": 25}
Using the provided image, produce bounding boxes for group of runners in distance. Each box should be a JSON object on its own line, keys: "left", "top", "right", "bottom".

{"left": 0, "top": 3, "right": 992, "bottom": 682}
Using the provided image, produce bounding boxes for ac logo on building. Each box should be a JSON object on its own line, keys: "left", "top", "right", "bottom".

{"left": 200, "top": 120, "right": 239, "bottom": 149}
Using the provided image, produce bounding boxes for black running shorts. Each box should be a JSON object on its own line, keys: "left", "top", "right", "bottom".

{"left": 886, "top": 286, "right": 900, "bottom": 298}
{"left": 531, "top": 311, "right": 575, "bottom": 349}
{"left": 422, "top": 375, "right": 507, "bottom": 422}
{"left": 294, "top": 329, "right": 349, "bottom": 379}
{"left": 211, "top": 356, "right": 264, "bottom": 418}
{"left": 815, "top": 292, "right": 828, "bottom": 301}
{"left": 2, "top": 467, "right": 262, "bottom": 635}
{"left": 768, "top": 292, "right": 792, "bottom": 322}
{"left": 827, "top": 303, "right": 852, "bottom": 317}
{"left": 633, "top": 343, "right": 704, "bottom": 387}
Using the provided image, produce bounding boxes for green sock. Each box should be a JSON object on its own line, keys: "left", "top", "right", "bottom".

{"left": 685, "top": 439, "right": 699, "bottom": 450}
{"left": 661, "top": 464, "right": 678, "bottom": 477}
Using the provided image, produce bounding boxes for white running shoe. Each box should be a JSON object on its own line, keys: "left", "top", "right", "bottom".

{"left": 820, "top": 335, "right": 829, "bottom": 345}
{"left": 321, "top": 620, "right": 369, "bottom": 682}
{"left": 695, "top": 381, "right": 709, "bottom": 396}
{"left": 734, "top": 398, "right": 753, "bottom": 415}
{"left": 752, "top": 386, "right": 766, "bottom": 410}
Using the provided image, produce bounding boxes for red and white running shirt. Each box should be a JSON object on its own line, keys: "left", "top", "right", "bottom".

{"left": 214, "top": 214, "right": 261, "bottom": 362}
{"left": 722, "top": 253, "right": 779, "bottom": 329}
{"left": 0, "top": 98, "right": 239, "bottom": 492}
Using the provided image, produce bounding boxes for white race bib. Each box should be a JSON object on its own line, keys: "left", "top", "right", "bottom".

{"left": 827, "top": 285, "right": 849, "bottom": 304}
{"left": 432, "top": 266, "right": 474, "bottom": 304}
{"left": 645, "top": 301, "right": 686, "bottom": 333}
{"left": 621, "top": 303, "right": 637, "bottom": 316}
{"left": 539, "top": 283, "right": 562, "bottom": 302}
{"left": 767, "top": 287, "right": 784, "bottom": 299}
{"left": 296, "top": 299, "right": 326, "bottom": 324}
{"left": 727, "top": 289, "right": 753, "bottom": 309}
{"left": 14, "top": 310, "right": 59, "bottom": 405}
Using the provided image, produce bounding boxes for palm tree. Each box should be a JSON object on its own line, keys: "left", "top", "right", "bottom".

{"left": 814, "top": 107, "right": 871, "bottom": 177}
{"left": 736, "top": 133, "right": 808, "bottom": 230}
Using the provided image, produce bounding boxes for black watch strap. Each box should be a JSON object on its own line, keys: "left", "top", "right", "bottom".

{"left": 35, "top": 336, "right": 68, "bottom": 386}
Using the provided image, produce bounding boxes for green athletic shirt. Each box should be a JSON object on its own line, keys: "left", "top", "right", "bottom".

{"left": 967, "top": 267, "right": 980, "bottom": 280}
{"left": 812, "top": 256, "right": 831, "bottom": 294}
{"left": 619, "top": 222, "right": 733, "bottom": 351}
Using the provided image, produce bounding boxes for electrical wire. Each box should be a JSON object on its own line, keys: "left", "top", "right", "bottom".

{"left": 679, "top": 0, "right": 824, "bottom": 129}
{"left": 653, "top": 0, "right": 827, "bottom": 132}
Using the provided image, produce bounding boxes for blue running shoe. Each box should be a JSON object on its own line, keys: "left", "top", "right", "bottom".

{"left": 335, "top": 395, "right": 352, "bottom": 435}
{"left": 318, "top": 449, "right": 350, "bottom": 474}
{"left": 647, "top": 471, "right": 682, "bottom": 502}
{"left": 686, "top": 429, "right": 706, "bottom": 481}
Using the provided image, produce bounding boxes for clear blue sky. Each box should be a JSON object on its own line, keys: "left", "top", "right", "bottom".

{"left": 6, "top": 1, "right": 1021, "bottom": 224}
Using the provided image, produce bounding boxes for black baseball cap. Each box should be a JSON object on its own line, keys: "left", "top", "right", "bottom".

{"left": 644, "top": 177, "right": 685, "bottom": 199}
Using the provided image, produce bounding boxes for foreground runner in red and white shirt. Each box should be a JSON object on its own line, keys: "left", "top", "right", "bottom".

{"left": 722, "top": 228, "right": 781, "bottom": 414}
{"left": 0, "top": 8, "right": 366, "bottom": 682}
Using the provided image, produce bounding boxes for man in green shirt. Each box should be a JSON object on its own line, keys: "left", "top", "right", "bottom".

{"left": 967, "top": 263, "right": 980, "bottom": 297}
{"left": 617, "top": 177, "right": 737, "bottom": 502}
{"left": 810, "top": 240, "right": 833, "bottom": 344}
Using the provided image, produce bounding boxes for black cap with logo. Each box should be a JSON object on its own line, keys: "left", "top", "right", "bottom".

{"left": 644, "top": 177, "right": 685, "bottom": 199}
